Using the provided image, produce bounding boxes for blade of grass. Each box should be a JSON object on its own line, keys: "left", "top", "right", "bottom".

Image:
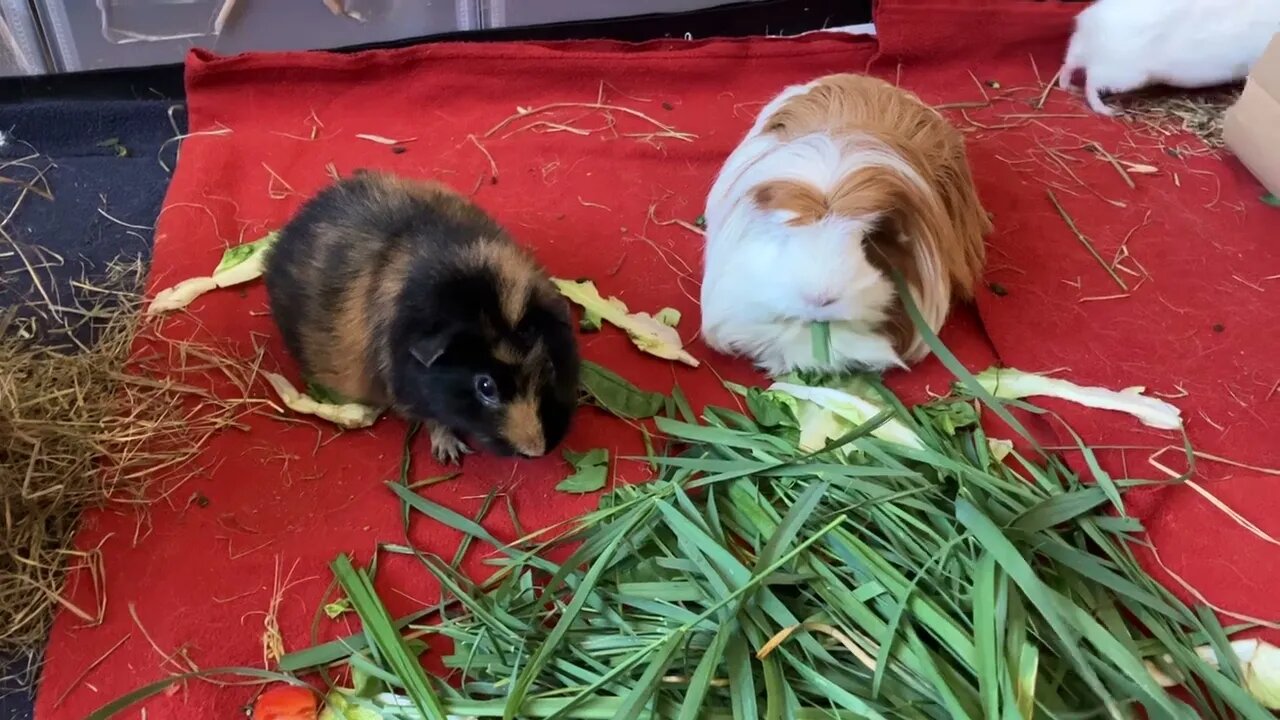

{"left": 973, "top": 553, "right": 1001, "bottom": 720}
{"left": 398, "top": 422, "right": 422, "bottom": 530}
{"left": 891, "top": 272, "right": 1045, "bottom": 457}
{"left": 332, "top": 554, "right": 448, "bottom": 720}
{"left": 88, "top": 668, "right": 310, "bottom": 720}
{"left": 387, "top": 481, "right": 558, "bottom": 575}
{"left": 726, "top": 630, "right": 760, "bottom": 720}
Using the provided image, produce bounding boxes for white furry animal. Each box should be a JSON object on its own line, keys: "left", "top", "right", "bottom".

{"left": 1059, "top": 0, "right": 1280, "bottom": 116}
{"left": 699, "top": 73, "right": 990, "bottom": 376}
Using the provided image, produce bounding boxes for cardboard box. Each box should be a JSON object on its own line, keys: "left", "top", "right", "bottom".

{"left": 1224, "top": 32, "right": 1280, "bottom": 197}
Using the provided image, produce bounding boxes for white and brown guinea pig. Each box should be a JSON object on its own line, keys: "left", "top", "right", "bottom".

{"left": 1059, "top": 0, "right": 1280, "bottom": 116}
{"left": 263, "top": 170, "right": 580, "bottom": 464}
{"left": 700, "top": 73, "right": 990, "bottom": 376}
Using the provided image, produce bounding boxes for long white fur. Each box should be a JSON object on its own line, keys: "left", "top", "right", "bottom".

{"left": 701, "top": 81, "right": 950, "bottom": 376}
{"left": 1059, "top": 0, "right": 1280, "bottom": 116}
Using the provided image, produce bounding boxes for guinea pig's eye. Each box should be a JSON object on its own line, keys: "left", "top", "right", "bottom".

{"left": 473, "top": 374, "right": 499, "bottom": 406}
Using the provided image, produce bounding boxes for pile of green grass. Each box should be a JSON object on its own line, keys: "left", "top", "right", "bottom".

{"left": 289, "top": 371, "right": 1266, "bottom": 719}
{"left": 90, "top": 306, "right": 1273, "bottom": 720}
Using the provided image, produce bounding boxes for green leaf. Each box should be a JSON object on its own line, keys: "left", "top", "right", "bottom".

{"left": 557, "top": 448, "right": 610, "bottom": 494}
{"left": 918, "top": 401, "right": 980, "bottom": 436}
{"left": 778, "top": 647, "right": 890, "bottom": 720}
{"left": 279, "top": 607, "right": 435, "bottom": 671}
{"left": 726, "top": 630, "right": 760, "bottom": 720}
{"left": 324, "top": 598, "right": 351, "bottom": 619}
{"left": 973, "top": 554, "right": 1001, "bottom": 720}
{"left": 580, "top": 308, "right": 604, "bottom": 332}
{"left": 671, "top": 385, "right": 696, "bottom": 423}
{"left": 1262, "top": 193, "right": 1280, "bottom": 207}
{"left": 675, "top": 623, "right": 734, "bottom": 720}
{"left": 213, "top": 231, "right": 278, "bottom": 274}
{"left": 744, "top": 388, "right": 796, "bottom": 429}
{"left": 656, "top": 307, "right": 682, "bottom": 327}
{"left": 1012, "top": 487, "right": 1109, "bottom": 533}
{"left": 386, "top": 481, "right": 557, "bottom": 574}
{"left": 580, "top": 360, "right": 666, "bottom": 419}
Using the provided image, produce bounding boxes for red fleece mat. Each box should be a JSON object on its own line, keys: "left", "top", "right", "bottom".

{"left": 38, "top": 6, "right": 1280, "bottom": 719}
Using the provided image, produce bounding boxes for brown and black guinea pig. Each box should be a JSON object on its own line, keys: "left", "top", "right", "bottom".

{"left": 263, "top": 170, "right": 580, "bottom": 464}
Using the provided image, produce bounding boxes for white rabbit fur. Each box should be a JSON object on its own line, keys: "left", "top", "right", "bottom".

{"left": 1059, "top": 0, "right": 1280, "bottom": 116}
{"left": 700, "top": 74, "right": 989, "bottom": 377}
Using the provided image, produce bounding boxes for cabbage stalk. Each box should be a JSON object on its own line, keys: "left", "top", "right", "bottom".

{"left": 148, "top": 231, "right": 278, "bottom": 314}
{"left": 264, "top": 372, "right": 381, "bottom": 430}
{"left": 974, "top": 367, "right": 1182, "bottom": 430}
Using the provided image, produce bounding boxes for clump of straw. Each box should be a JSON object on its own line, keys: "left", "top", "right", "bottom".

{"left": 0, "top": 258, "right": 246, "bottom": 657}
{"left": 1116, "top": 89, "right": 1241, "bottom": 149}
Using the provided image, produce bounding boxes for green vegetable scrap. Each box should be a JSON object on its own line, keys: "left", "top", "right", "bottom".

{"left": 1261, "top": 193, "right": 1280, "bottom": 208}
{"left": 556, "top": 448, "right": 610, "bottom": 494}
{"left": 317, "top": 691, "right": 383, "bottom": 720}
{"left": 553, "top": 278, "right": 698, "bottom": 366}
{"left": 579, "top": 308, "right": 604, "bottom": 332}
{"left": 97, "top": 138, "right": 129, "bottom": 157}
{"left": 579, "top": 360, "right": 665, "bottom": 420}
{"left": 306, "top": 380, "right": 357, "bottom": 406}
{"left": 583, "top": 303, "right": 680, "bottom": 334}
{"left": 264, "top": 372, "right": 382, "bottom": 430}
{"left": 148, "top": 231, "right": 280, "bottom": 314}
{"left": 323, "top": 598, "right": 351, "bottom": 619}
{"left": 1147, "top": 638, "right": 1280, "bottom": 709}
{"left": 213, "top": 233, "right": 277, "bottom": 275}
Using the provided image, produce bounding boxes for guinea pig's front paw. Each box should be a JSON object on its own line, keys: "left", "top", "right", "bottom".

{"left": 428, "top": 423, "right": 472, "bottom": 465}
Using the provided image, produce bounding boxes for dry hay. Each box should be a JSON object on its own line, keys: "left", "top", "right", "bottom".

{"left": 0, "top": 256, "right": 249, "bottom": 660}
{"left": 1114, "top": 88, "right": 1240, "bottom": 149}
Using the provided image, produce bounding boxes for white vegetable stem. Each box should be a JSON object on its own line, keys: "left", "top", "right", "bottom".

{"left": 975, "top": 367, "right": 1182, "bottom": 431}
{"left": 263, "top": 372, "right": 381, "bottom": 430}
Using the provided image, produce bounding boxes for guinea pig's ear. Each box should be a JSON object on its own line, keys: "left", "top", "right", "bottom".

{"left": 409, "top": 328, "right": 456, "bottom": 368}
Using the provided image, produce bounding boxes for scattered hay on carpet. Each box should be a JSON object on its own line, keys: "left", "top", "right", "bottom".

{"left": 0, "top": 256, "right": 251, "bottom": 659}
{"left": 1115, "top": 88, "right": 1240, "bottom": 150}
